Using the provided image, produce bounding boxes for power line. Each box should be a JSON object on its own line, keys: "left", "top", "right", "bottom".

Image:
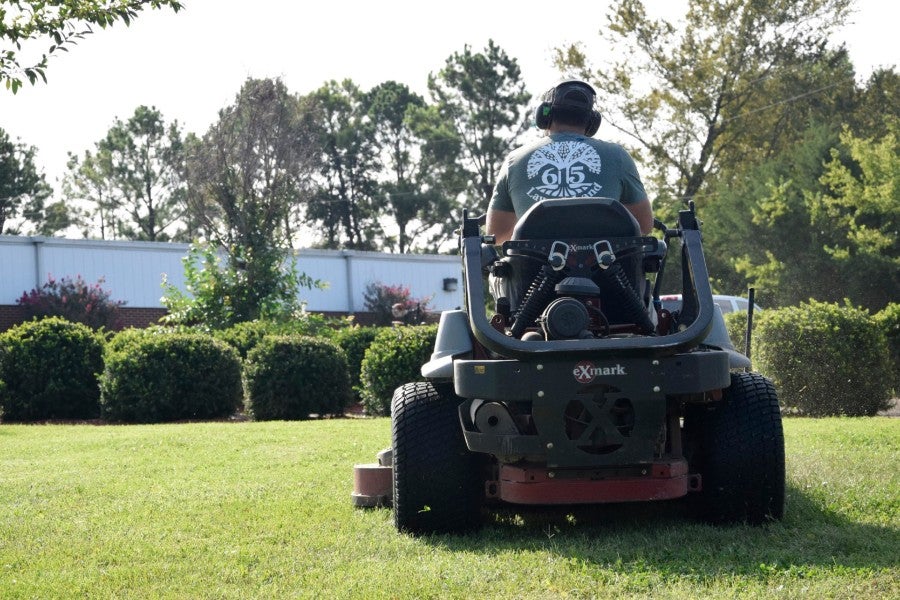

{"left": 722, "top": 75, "right": 858, "bottom": 123}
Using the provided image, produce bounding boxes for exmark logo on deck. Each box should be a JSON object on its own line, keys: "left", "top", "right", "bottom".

{"left": 573, "top": 361, "right": 626, "bottom": 384}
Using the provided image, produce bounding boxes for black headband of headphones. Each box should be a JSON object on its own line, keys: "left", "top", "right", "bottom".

{"left": 534, "top": 79, "right": 602, "bottom": 136}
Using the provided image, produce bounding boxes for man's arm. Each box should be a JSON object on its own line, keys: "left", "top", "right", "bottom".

{"left": 485, "top": 208, "right": 518, "bottom": 245}
{"left": 626, "top": 198, "right": 654, "bottom": 235}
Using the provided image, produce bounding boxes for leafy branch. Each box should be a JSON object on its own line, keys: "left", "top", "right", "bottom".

{"left": 1, "top": 0, "right": 183, "bottom": 93}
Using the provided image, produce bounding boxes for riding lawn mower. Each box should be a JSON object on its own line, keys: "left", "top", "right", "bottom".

{"left": 352, "top": 197, "right": 785, "bottom": 535}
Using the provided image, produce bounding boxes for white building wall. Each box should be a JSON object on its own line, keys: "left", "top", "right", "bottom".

{"left": 0, "top": 237, "right": 38, "bottom": 304}
{"left": 0, "top": 236, "right": 464, "bottom": 313}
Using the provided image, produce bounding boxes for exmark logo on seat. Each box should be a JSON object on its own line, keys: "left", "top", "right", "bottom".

{"left": 573, "top": 361, "right": 626, "bottom": 384}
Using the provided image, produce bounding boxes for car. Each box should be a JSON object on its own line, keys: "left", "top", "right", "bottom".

{"left": 660, "top": 293, "right": 762, "bottom": 315}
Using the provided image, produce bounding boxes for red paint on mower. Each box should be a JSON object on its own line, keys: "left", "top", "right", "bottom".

{"left": 491, "top": 460, "right": 700, "bottom": 505}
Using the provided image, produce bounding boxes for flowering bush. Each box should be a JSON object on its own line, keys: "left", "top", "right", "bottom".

{"left": 17, "top": 275, "right": 126, "bottom": 330}
{"left": 362, "top": 281, "right": 432, "bottom": 326}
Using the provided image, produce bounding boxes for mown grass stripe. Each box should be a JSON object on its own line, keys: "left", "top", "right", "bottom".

{"left": 0, "top": 418, "right": 897, "bottom": 599}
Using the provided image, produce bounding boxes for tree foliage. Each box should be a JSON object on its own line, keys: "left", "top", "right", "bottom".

{"left": 160, "top": 243, "right": 317, "bottom": 330}
{"left": 305, "top": 79, "right": 382, "bottom": 250}
{"left": 425, "top": 39, "right": 531, "bottom": 210}
{"left": 64, "top": 105, "right": 187, "bottom": 241}
{"left": 165, "top": 77, "right": 321, "bottom": 328}
{"left": 0, "top": 0, "right": 183, "bottom": 92}
{"left": 555, "top": 0, "right": 854, "bottom": 217}
{"left": 809, "top": 122, "right": 899, "bottom": 309}
{"left": 702, "top": 117, "right": 899, "bottom": 312}
{"left": 0, "top": 125, "right": 64, "bottom": 234}
{"left": 186, "top": 76, "right": 318, "bottom": 248}
{"left": 366, "top": 80, "right": 446, "bottom": 253}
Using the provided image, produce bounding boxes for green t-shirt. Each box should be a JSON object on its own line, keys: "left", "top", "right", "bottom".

{"left": 489, "top": 133, "right": 647, "bottom": 216}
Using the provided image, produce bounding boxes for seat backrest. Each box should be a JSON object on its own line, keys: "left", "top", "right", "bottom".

{"left": 505, "top": 197, "right": 647, "bottom": 325}
{"left": 511, "top": 197, "right": 640, "bottom": 241}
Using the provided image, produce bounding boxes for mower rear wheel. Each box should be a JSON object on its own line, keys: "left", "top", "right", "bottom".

{"left": 685, "top": 371, "right": 785, "bottom": 524}
{"left": 392, "top": 381, "right": 483, "bottom": 534}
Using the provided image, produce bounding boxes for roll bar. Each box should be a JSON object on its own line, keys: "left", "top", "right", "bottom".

{"left": 460, "top": 207, "right": 716, "bottom": 359}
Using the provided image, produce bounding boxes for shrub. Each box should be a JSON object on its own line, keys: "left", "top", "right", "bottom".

{"left": 754, "top": 299, "right": 892, "bottom": 416}
{"left": 244, "top": 336, "right": 351, "bottom": 420}
{"left": 0, "top": 317, "right": 104, "bottom": 421}
{"left": 99, "top": 330, "right": 242, "bottom": 423}
{"left": 215, "top": 314, "right": 335, "bottom": 360}
{"left": 722, "top": 308, "right": 770, "bottom": 358}
{"left": 873, "top": 303, "right": 900, "bottom": 395}
{"left": 723, "top": 310, "right": 749, "bottom": 352}
{"left": 215, "top": 320, "right": 278, "bottom": 360}
{"left": 331, "top": 325, "right": 380, "bottom": 403}
{"left": 358, "top": 325, "right": 438, "bottom": 416}
{"left": 17, "top": 275, "right": 125, "bottom": 330}
{"left": 160, "top": 243, "right": 322, "bottom": 330}
{"left": 362, "top": 281, "right": 432, "bottom": 326}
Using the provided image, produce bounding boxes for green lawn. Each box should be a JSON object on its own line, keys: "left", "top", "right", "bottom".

{"left": 1, "top": 417, "right": 897, "bottom": 599}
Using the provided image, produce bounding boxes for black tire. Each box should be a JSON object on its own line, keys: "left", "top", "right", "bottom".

{"left": 392, "top": 381, "right": 483, "bottom": 534}
{"left": 684, "top": 372, "right": 785, "bottom": 525}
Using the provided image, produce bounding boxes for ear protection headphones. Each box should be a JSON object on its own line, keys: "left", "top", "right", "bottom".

{"left": 534, "top": 79, "right": 602, "bottom": 137}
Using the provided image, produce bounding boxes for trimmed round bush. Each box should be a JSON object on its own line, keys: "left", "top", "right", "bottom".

{"left": 359, "top": 325, "right": 438, "bottom": 416}
{"left": 244, "top": 335, "right": 351, "bottom": 420}
{"left": 99, "top": 330, "right": 242, "bottom": 423}
{"left": 754, "top": 300, "right": 892, "bottom": 416}
{"left": 0, "top": 317, "right": 104, "bottom": 422}
{"left": 331, "top": 325, "right": 380, "bottom": 403}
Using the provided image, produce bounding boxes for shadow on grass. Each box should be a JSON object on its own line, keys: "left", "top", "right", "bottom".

{"left": 420, "top": 483, "right": 899, "bottom": 577}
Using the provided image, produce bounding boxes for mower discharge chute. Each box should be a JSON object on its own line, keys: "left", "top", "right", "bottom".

{"left": 352, "top": 197, "right": 785, "bottom": 535}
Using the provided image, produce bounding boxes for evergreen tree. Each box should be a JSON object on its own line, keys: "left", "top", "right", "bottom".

{"left": 0, "top": 126, "right": 56, "bottom": 234}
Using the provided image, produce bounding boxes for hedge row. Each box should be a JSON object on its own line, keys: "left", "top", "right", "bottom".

{"left": 359, "top": 325, "right": 438, "bottom": 416}
{"left": 2, "top": 301, "right": 895, "bottom": 423}
{"left": 0, "top": 318, "right": 433, "bottom": 424}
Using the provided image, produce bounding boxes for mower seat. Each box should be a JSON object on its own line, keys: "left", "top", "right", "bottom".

{"left": 500, "top": 198, "right": 647, "bottom": 326}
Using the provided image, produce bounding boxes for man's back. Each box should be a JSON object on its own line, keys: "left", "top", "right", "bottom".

{"left": 492, "top": 132, "right": 647, "bottom": 217}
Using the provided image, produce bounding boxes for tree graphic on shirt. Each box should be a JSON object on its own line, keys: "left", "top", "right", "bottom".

{"left": 526, "top": 141, "right": 603, "bottom": 200}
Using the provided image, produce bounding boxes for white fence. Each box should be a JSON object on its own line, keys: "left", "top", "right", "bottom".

{"left": 0, "top": 236, "right": 465, "bottom": 313}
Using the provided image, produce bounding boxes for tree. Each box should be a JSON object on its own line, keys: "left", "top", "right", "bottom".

{"left": 555, "top": 0, "right": 854, "bottom": 217}
{"left": 172, "top": 77, "right": 320, "bottom": 327}
{"left": 65, "top": 105, "right": 187, "bottom": 241}
{"left": 366, "top": 80, "right": 453, "bottom": 253}
{"left": 63, "top": 148, "right": 118, "bottom": 239}
{"left": 810, "top": 122, "right": 899, "bottom": 310}
{"left": 702, "top": 123, "right": 841, "bottom": 306}
{"left": 1, "top": 0, "right": 183, "bottom": 92}
{"left": 305, "top": 79, "right": 382, "bottom": 250}
{"left": 425, "top": 40, "right": 532, "bottom": 212}
{"left": 0, "top": 125, "right": 54, "bottom": 233}
{"left": 846, "top": 68, "right": 900, "bottom": 141}
{"left": 702, "top": 117, "right": 899, "bottom": 312}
